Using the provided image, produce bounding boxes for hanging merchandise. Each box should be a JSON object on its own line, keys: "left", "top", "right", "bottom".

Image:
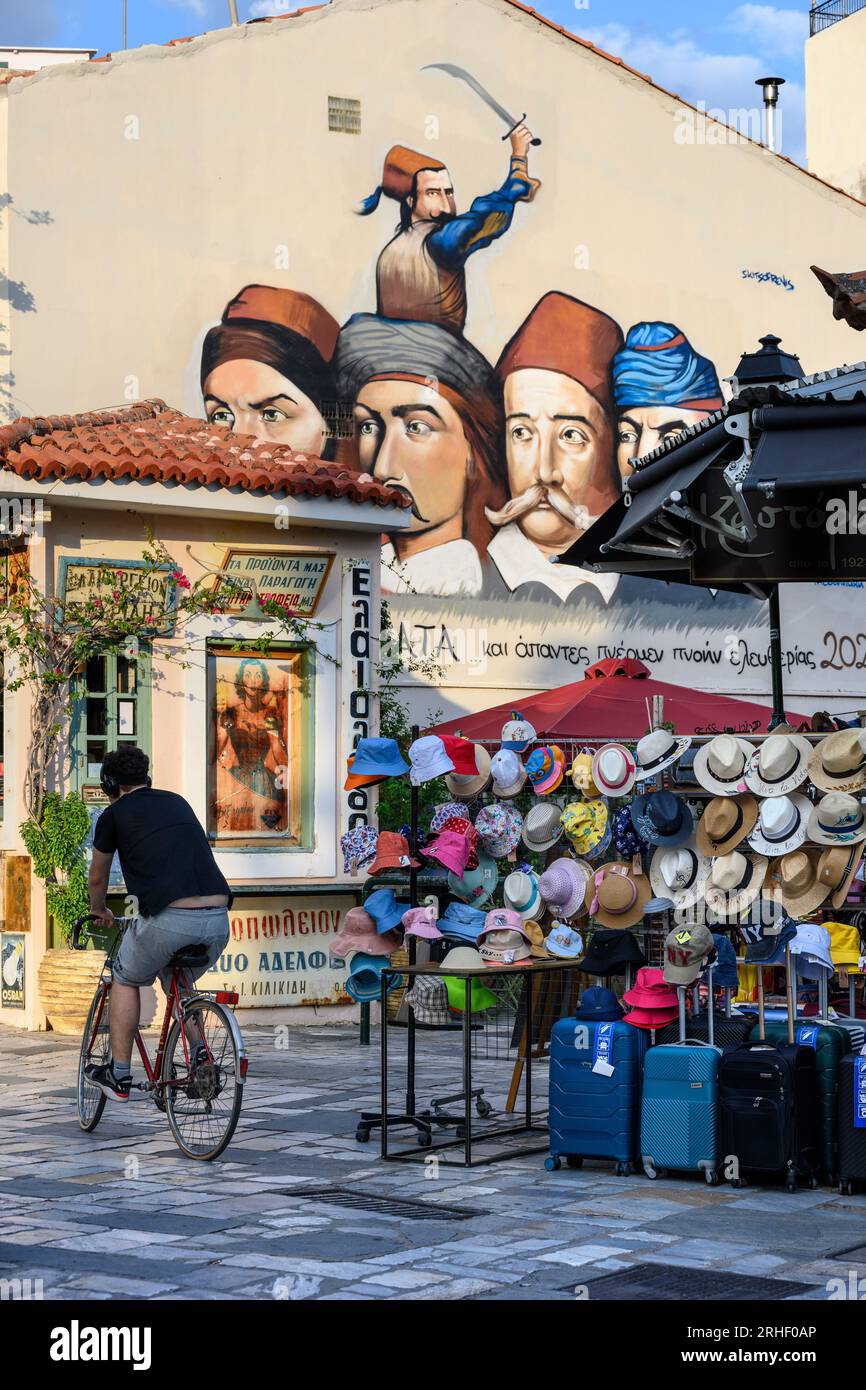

{"left": 521, "top": 802, "right": 565, "bottom": 853}
{"left": 442, "top": 972, "right": 499, "bottom": 1012}
{"left": 526, "top": 744, "right": 566, "bottom": 794}
{"left": 538, "top": 858, "right": 590, "bottom": 919}
{"left": 789, "top": 923, "right": 834, "bottom": 980}
{"left": 331, "top": 907, "right": 402, "bottom": 960}
{"left": 422, "top": 829, "right": 472, "bottom": 877}
{"left": 694, "top": 795, "right": 758, "bottom": 857}
{"left": 629, "top": 789, "right": 694, "bottom": 847}
{"left": 500, "top": 712, "right": 537, "bottom": 752}
{"left": 436, "top": 900, "right": 487, "bottom": 944}
{"left": 447, "top": 850, "right": 499, "bottom": 907}
{"left": 445, "top": 743, "right": 492, "bottom": 800}
{"left": 808, "top": 728, "right": 866, "bottom": 794}
{"left": 523, "top": 919, "right": 551, "bottom": 959}
{"left": 407, "top": 734, "right": 455, "bottom": 785}
{"left": 693, "top": 734, "right": 756, "bottom": 796}
{"left": 401, "top": 905, "right": 443, "bottom": 941}
{"left": 474, "top": 803, "right": 523, "bottom": 859}
{"left": 817, "top": 844, "right": 865, "bottom": 910}
{"left": 827, "top": 920, "right": 865, "bottom": 974}
{"left": 341, "top": 825, "right": 379, "bottom": 874}
{"left": 747, "top": 794, "right": 812, "bottom": 857}
{"left": 345, "top": 952, "right": 404, "bottom": 1003}
{"left": 502, "top": 869, "right": 542, "bottom": 920}
{"left": 438, "top": 735, "right": 482, "bottom": 777}
{"left": 434, "top": 816, "right": 480, "bottom": 868}
{"left": 649, "top": 842, "right": 711, "bottom": 914}
{"left": 577, "top": 926, "right": 647, "bottom": 976}
{"left": 544, "top": 923, "right": 584, "bottom": 959}
{"left": 622, "top": 968, "right": 679, "bottom": 1029}
{"left": 347, "top": 737, "right": 410, "bottom": 782}
{"left": 633, "top": 728, "right": 692, "bottom": 782}
{"left": 585, "top": 861, "right": 651, "bottom": 929}
{"left": 703, "top": 850, "right": 768, "bottom": 921}
{"left": 366, "top": 831, "right": 420, "bottom": 877}
{"left": 743, "top": 916, "right": 797, "bottom": 966}
{"left": 662, "top": 922, "right": 715, "bottom": 987}
{"left": 430, "top": 801, "right": 472, "bottom": 833}
{"left": 477, "top": 909, "right": 533, "bottom": 967}
{"left": 770, "top": 848, "right": 830, "bottom": 917}
{"left": 669, "top": 747, "right": 701, "bottom": 791}
{"left": 591, "top": 743, "right": 637, "bottom": 798}
{"left": 709, "top": 933, "right": 740, "bottom": 991}
{"left": 569, "top": 752, "right": 602, "bottom": 798}
{"left": 743, "top": 733, "right": 812, "bottom": 797}
{"left": 807, "top": 791, "right": 866, "bottom": 846}
{"left": 561, "top": 799, "right": 612, "bottom": 859}
{"left": 403, "top": 975, "right": 453, "bottom": 1027}
{"left": 363, "top": 887, "right": 408, "bottom": 934}
{"left": 612, "top": 805, "right": 642, "bottom": 857}
{"left": 489, "top": 749, "right": 528, "bottom": 799}
{"left": 344, "top": 753, "right": 390, "bottom": 791}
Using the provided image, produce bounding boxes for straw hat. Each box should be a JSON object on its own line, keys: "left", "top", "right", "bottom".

{"left": 807, "top": 790, "right": 866, "bottom": 845}
{"left": 746, "top": 793, "right": 812, "bottom": 858}
{"left": 649, "top": 839, "right": 712, "bottom": 912}
{"left": 703, "top": 849, "right": 768, "bottom": 920}
{"left": 503, "top": 870, "right": 542, "bottom": 920}
{"left": 584, "top": 861, "right": 651, "bottom": 929}
{"left": 809, "top": 728, "right": 866, "bottom": 794}
{"left": 772, "top": 848, "right": 830, "bottom": 918}
{"left": 591, "top": 743, "right": 637, "bottom": 798}
{"left": 743, "top": 733, "right": 812, "bottom": 797}
{"left": 695, "top": 794, "right": 758, "bottom": 857}
{"left": 693, "top": 735, "right": 756, "bottom": 796}
{"left": 816, "top": 842, "right": 865, "bottom": 911}
{"left": 522, "top": 802, "right": 565, "bottom": 853}
{"left": 538, "top": 857, "right": 591, "bottom": 918}
{"left": 634, "top": 728, "right": 692, "bottom": 782}
{"left": 445, "top": 743, "right": 492, "bottom": 800}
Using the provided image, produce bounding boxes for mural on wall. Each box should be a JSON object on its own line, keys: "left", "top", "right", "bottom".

{"left": 211, "top": 653, "right": 290, "bottom": 837}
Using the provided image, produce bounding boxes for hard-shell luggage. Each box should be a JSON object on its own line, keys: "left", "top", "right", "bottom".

{"left": 656, "top": 1001, "right": 755, "bottom": 1052}
{"left": 837, "top": 1050, "right": 866, "bottom": 1195}
{"left": 750, "top": 1006, "right": 851, "bottom": 1179}
{"left": 546, "top": 1016, "right": 646, "bottom": 1175}
{"left": 639, "top": 975, "right": 721, "bottom": 1186}
{"left": 828, "top": 1017, "right": 866, "bottom": 1052}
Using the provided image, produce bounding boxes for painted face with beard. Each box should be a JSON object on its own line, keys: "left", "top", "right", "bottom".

{"left": 411, "top": 169, "right": 457, "bottom": 224}
{"left": 492, "top": 367, "right": 619, "bottom": 553}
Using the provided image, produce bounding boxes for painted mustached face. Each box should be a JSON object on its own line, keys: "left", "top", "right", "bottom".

{"left": 204, "top": 359, "right": 328, "bottom": 455}
{"left": 500, "top": 367, "right": 618, "bottom": 551}
{"left": 617, "top": 405, "right": 712, "bottom": 478}
{"left": 353, "top": 379, "right": 470, "bottom": 545}
{"left": 411, "top": 168, "right": 457, "bottom": 223}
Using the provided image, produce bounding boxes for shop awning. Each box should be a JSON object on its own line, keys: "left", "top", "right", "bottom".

{"left": 742, "top": 400, "right": 866, "bottom": 491}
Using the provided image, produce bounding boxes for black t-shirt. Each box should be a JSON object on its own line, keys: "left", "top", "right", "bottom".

{"left": 93, "top": 788, "right": 232, "bottom": 919}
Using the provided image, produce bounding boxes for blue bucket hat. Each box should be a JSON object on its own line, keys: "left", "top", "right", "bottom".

{"left": 708, "top": 932, "right": 739, "bottom": 990}
{"left": 350, "top": 737, "right": 409, "bottom": 780}
{"left": 629, "top": 790, "right": 694, "bottom": 847}
{"left": 574, "top": 987, "right": 624, "bottom": 1022}
{"left": 364, "top": 887, "right": 407, "bottom": 934}
{"left": 437, "top": 899, "right": 487, "bottom": 944}
{"left": 447, "top": 851, "right": 499, "bottom": 907}
{"left": 345, "top": 953, "right": 402, "bottom": 1003}
{"left": 612, "top": 805, "right": 642, "bottom": 857}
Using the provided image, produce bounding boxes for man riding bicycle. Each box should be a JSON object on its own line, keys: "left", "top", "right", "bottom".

{"left": 85, "top": 745, "right": 232, "bottom": 1101}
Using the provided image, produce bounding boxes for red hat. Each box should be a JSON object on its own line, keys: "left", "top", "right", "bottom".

{"left": 495, "top": 292, "right": 623, "bottom": 411}
{"left": 624, "top": 1004, "right": 680, "bottom": 1031}
{"left": 379, "top": 145, "right": 446, "bottom": 203}
{"left": 220, "top": 284, "right": 340, "bottom": 363}
{"left": 367, "top": 832, "right": 420, "bottom": 877}
{"left": 438, "top": 736, "right": 479, "bottom": 778}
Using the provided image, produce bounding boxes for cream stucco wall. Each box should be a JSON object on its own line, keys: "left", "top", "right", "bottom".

{"left": 1, "top": 0, "right": 866, "bottom": 424}
{"left": 806, "top": 9, "right": 866, "bottom": 201}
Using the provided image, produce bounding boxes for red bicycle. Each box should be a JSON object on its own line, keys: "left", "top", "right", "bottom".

{"left": 75, "top": 914, "right": 247, "bottom": 1160}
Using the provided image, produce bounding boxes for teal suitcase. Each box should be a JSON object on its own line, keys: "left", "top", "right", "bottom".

{"left": 640, "top": 1040, "right": 721, "bottom": 1185}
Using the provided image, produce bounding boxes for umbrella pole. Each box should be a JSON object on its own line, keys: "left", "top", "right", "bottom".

{"left": 767, "top": 584, "right": 786, "bottom": 730}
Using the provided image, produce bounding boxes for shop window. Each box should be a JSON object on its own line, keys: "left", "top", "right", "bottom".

{"left": 328, "top": 95, "right": 361, "bottom": 134}
{"left": 207, "top": 645, "right": 312, "bottom": 849}
{"left": 70, "top": 646, "right": 152, "bottom": 794}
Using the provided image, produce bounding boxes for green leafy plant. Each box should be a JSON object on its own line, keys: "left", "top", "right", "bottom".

{"left": 19, "top": 792, "right": 91, "bottom": 943}
{"left": 375, "top": 599, "right": 443, "bottom": 833}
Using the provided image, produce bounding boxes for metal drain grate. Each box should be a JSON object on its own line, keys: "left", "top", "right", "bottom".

{"left": 278, "top": 1188, "right": 487, "bottom": 1221}
{"left": 576, "top": 1264, "right": 816, "bottom": 1301}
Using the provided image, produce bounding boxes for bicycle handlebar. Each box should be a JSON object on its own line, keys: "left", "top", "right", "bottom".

{"left": 72, "top": 913, "right": 120, "bottom": 950}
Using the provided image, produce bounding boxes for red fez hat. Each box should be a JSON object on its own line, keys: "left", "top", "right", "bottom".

{"left": 496, "top": 292, "right": 624, "bottom": 411}
{"left": 380, "top": 145, "right": 447, "bottom": 203}
{"left": 222, "top": 284, "right": 340, "bottom": 363}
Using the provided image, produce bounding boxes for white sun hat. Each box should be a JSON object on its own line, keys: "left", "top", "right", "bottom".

{"left": 747, "top": 793, "right": 812, "bottom": 858}
{"left": 693, "top": 735, "right": 756, "bottom": 797}
{"left": 743, "top": 734, "right": 812, "bottom": 798}
{"left": 634, "top": 728, "right": 692, "bottom": 782}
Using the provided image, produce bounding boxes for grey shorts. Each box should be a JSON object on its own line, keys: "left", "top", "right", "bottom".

{"left": 112, "top": 907, "right": 230, "bottom": 992}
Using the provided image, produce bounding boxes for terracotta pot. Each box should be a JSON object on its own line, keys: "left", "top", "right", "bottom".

{"left": 38, "top": 947, "right": 109, "bottom": 1035}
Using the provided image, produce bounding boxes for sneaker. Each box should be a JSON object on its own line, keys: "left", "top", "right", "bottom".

{"left": 84, "top": 1062, "right": 131, "bottom": 1102}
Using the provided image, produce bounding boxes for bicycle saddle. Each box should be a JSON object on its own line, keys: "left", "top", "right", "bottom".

{"left": 169, "top": 944, "right": 212, "bottom": 968}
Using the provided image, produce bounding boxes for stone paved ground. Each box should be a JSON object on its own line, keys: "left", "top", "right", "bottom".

{"left": 2, "top": 1021, "right": 866, "bottom": 1302}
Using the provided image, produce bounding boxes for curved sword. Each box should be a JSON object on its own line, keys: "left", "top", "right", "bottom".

{"left": 421, "top": 62, "right": 542, "bottom": 145}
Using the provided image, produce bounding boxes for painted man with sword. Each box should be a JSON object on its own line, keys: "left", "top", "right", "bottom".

{"left": 358, "top": 64, "right": 540, "bottom": 336}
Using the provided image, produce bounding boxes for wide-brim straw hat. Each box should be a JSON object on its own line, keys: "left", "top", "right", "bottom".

{"left": 445, "top": 743, "right": 492, "bottom": 800}
{"left": 522, "top": 801, "right": 565, "bottom": 853}
{"left": 807, "top": 791, "right": 866, "bottom": 846}
{"left": 649, "top": 838, "right": 712, "bottom": 912}
{"left": 818, "top": 842, "right": 865, "bottom": 911}
{"left": 585, "top": 861, "right": 651, "bottom": 929}
{"left": 768, "top": 847, "right": 830, "bottom": 918}
{"left": 703, "top": 849, "right": 768, "bottom": 920}
{"left": 743, "top": 733, "right": 812, "bottom": 797}
{"left": 695, "top": 794, "right": 758, "bottom": 857}
{"left": 693, "top": 735, "right": 756, "bottom": 796}
{"left": 538, "top": 857, "right": 591, "bottom": 919}
{"left": 591, "top": 743, "right": 637, "bottom": 798}
{"left": 809, "top": 728, "right": 866, "bottom": 794}
{"left": 746, "top": 793, "right": 812, "bottom": 858}
{"left": 634, "top": 729, "right": 692, "bottom": 782}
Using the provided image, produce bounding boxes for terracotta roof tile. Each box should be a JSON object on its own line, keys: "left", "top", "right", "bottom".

{"left": 0, "top": 400, "right": 410, "bottom": 511}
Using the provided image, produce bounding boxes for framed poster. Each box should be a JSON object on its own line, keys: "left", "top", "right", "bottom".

{"left": 57, "top": 558, "right": 176, "bottom": 635}
{"left": 218, "top": 549, "right": 334, "bottom": 618}
{"left": 208, "top": 648, "right": 304, "bottom": 843}
{"left": 1, "top": 934, "right": 25, "bottom": 1008}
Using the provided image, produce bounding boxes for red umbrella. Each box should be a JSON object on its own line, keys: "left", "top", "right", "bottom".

{"left": 429, "top": 658, "right": 807, "bottom": 741}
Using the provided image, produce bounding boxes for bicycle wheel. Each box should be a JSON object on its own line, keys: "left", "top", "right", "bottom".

{"left": 162, "top": 1000, "right": 243, "bottom": 1160}
{"left": 78, "top": 983, "right": 111, "bottom": 1132}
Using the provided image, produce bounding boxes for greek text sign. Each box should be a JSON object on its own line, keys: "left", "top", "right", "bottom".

{"left": 200, "top": 895, "right": 354, "bottom": 1006}
{"left": 220, "top": 549, "right": 334, "bottom": 617}
{"left": 58, "top": 558, "right": 176, "bottom": 634}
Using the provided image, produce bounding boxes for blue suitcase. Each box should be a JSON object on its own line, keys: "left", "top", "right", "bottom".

{"left": 546, "top": 1017, "right": 647, "bottom": 1175}
{"left": 640, "top": 1041, "right": 721, "bottom": 1185}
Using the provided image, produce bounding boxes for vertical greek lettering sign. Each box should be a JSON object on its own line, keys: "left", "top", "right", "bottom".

{"left": 341, "top": 561, "right": 375, "bottom": 843}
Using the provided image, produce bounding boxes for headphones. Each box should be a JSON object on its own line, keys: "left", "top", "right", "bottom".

{"left": 100, "top": 767, "right": 152, "bottom": 799}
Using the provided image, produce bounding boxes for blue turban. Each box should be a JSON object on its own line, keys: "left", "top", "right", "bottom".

{"left": 612, "top": 321, "right": 722, "bottom": 411}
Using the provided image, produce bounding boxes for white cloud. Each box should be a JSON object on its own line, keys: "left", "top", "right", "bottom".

{"left": 248, "top": 0, "right": 295, "bottom": 15}
{"left": 725, "top": 5, "right": 808, "bottom": 62}
{"left": 581, "top": 22, "right": 805, "bottom": 163}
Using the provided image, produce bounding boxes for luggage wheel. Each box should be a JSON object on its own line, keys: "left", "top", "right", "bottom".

{"left": 545, "top": 1156, "right": 561, "bottom": 1172}
{"left": 615, "top": 1160, "right": 632, "bottom": 1177}
{"left": 839, "top": 1179, "right": 854, "bottom": 1196}
{"left": 785, "top": 1174, "right": 798, "bottom": 1194}
{"left": 705, "top": 1169, "right": 720, "bottom": 1187}
{"left": 642, "top": 1159, "right": 662, "bottom": 1180}
{"left": 730, "top": 1177, "right": 746, "bottom": 1189}
{"left": 355, "top": 1126, "right": 371, "bottom": 1143}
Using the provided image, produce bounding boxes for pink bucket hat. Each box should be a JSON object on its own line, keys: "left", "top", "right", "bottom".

{"left": 478, "top": 907, "right": 532, "bottom": 965}
{"left": 331, "top": 907, "right": 402, "bottom": 960}
{"left": 422, "top": 829, "right": 472, "bottom": 876}
{"left": 402, "top": 904, "right": 443, "bottom": 940}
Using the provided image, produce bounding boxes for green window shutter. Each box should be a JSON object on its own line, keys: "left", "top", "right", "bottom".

{"left": 70, "top": 644, "right": 153, "bottom": 793}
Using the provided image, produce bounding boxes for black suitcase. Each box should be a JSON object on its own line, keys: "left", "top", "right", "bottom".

{"left": 837, "top": 1052, "right": 866, "bottom": 1195}
{"left": 656, "top": 1011, "right": 756, "bottom": 1051}
{"left": 720, "top": 1041, "right": 821, "bottom": 1191}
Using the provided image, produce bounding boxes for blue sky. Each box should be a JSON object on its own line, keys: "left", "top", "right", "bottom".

{"left": 3, "top": 0, "right": 811, "bottom": 160}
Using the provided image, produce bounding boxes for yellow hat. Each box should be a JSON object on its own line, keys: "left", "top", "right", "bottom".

{"left": 825, "top": 920, "right": 864, "bottom": 973}
{"left": 561, "top": 799, "right": 610, "bottom": 855}
{"left": 570, "top": 753, "right": 601, "bottom": 798}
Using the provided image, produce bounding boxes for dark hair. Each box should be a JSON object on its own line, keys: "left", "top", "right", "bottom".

{"left": 235, "top": 657, "right": 270, "bottom": 699}
{"left": 102, "top": 745, "right": 150, "bottom": 788}
{"left": 201, "top": 319, "right": 339, "bottom": 461}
